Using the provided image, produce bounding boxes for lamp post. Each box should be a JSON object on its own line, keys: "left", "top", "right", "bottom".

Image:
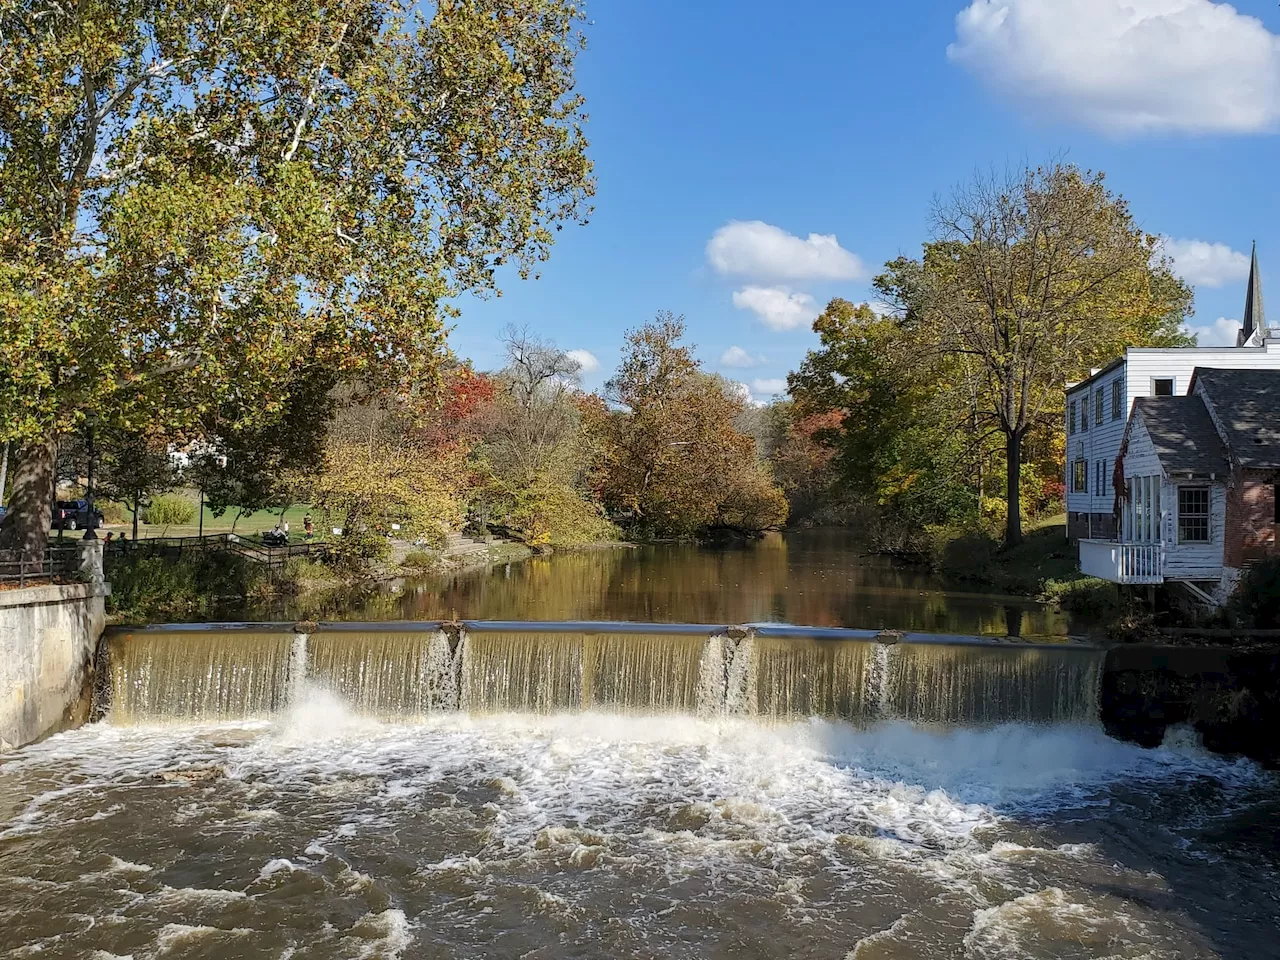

{"left": 83, "top": 424, "right": 98, "bottom": 540}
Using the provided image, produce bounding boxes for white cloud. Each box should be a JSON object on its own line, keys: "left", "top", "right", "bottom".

{"left": 732, "top": 286, "right": 820, "bottom": 331}
{"left": 1185, "top": 316, "right": 1241, "bottom": 346}
{"left": 1159, "top": 238, "right": 1251, "bottom": 287}
{"left": 948, "top": 0, "right": 1280, "bottom": 134}
{"left": 707, "top": 221, "right": 866, "bottom": 281}
{"left": 720, "top": 345, "right": 764, "bottom": 368}
{"left": 565, "top": 349, "right": 600, "bottom": 374}
{"left": 751, "top": 378, "right": 787, "bottom": 397}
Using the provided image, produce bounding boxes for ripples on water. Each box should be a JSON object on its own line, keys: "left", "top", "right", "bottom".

{"left": 2, "top": 695, "right": 1277, "bottom": 959}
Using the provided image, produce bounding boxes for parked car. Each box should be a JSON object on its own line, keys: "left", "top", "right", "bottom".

{"left": 51, "top": 499, "right": 104, "bottom": 531}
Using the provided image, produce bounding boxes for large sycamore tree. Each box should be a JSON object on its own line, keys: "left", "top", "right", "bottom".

{"left": 876, "top": 164, "right": 1191, "bottom": 547}
{"left": 0, "top": 0, "right": 593, "bottom": 555}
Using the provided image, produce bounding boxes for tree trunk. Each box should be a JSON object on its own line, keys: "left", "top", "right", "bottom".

{"left": 0, "top": 434, "right": 58, "bottom": 559}
{"left": 132, "top": 493, "right": 140, "bottom": 541}
{"left": 0, "top": 441, "right": 10, "bottom": 503}
{"left": 1005, "top": 429, "right": 1023, "bottom": 548}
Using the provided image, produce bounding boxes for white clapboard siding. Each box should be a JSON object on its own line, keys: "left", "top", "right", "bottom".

{"left": 1162, "top": 483, "right": 1227, "bottom": 579}
{"left": 1065, "top": 369, "right": 1127, "bottom": 515}
{"left": 1066, "top": 340, "right": 1280, "bottom": 517}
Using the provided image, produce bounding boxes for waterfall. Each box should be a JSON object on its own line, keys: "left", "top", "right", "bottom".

{"left": 101, "top": 625, "right": 1104, "bottom": 727}
{"left": 288, "top": 633, "right": 309, "bottom": 707}
{"left": 108, "top": 630, "right": 296, "bottom": 723}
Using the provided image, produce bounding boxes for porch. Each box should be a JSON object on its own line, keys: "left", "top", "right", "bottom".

{"left": 1078, "top": 539, "right": 1165, "bottom": 585}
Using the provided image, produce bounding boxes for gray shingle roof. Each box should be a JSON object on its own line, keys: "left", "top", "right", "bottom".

{"left": 1132, "top": 396, "right": 1229, "bottom": 477}
{"left": 1192, "top": 368, "right": 1280, "bottom": 469}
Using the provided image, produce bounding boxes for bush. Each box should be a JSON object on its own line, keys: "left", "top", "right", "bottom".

{"left": 144, "top": 493, "right": 195, "bottom": 525}
{"left": 98, "top": 500, "right": 128, "bottom": 524}
{"left": 1041, "top": 577, "right": 1124, "bottom": 618}
{"left": 401, "top": 549, "right": 437, "bottom": 569}
{"left": 106, "top": 552, "right": 260, "bottom": 621}
{"left": 1229, "top": 559, "right": 1280, "bottom": 628}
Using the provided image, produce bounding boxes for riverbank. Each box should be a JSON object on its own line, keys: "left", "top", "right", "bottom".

{"left": 893, "top": 514, "right": 1126, "bottom": 619}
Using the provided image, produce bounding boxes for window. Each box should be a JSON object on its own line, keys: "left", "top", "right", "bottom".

{"left": 1112, "top": 380, "right": 1122, "bottom": 420}
{"left": 1178, "top": 487, "right": 1210, "bottom": 543}
{"left": 1073, "top": 460, "right": 1088, "bottom": 493}
{"left": 1153, "top": 378, "right": 1174, "bottom": 397}
{"left": 1096, "top": 459, "right": 1108, "bottom": 494}
{"left": 1082, "top": 396, "right": 1089, "bottom": 432}
{"left": 1095, "top": 389, "right": 1105, "bottom": 425}
{"left": 1068, "top": 401, "right": 1076, "bottom": 435}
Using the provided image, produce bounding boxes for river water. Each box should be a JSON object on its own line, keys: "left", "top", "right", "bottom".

{"left": 274, "top": 529, "right": 1088, "bottom": 637}
{"left": 2, "top": 535, "right": 1279, "bottom": 959}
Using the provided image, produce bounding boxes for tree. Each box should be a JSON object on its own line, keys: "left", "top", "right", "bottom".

{"left": 587, "top": 313, "right": 787, "bottom": 536}
{"left": 471, "top": 326, "right": 612, "bottom": 547}
{"left": 0, "top": 0, "right": 594, "bottom": 556}
{"left": 876, "top": 164, "right": 1192, "bottom": 546}
{"left": 96, "top": 428, "right": 179, "bottom": 540}
{"left": 292, "top": 387, "right": 472, "bottom": 565}
{"left": 787, "top": 299, "right": 980, "bottom": 527}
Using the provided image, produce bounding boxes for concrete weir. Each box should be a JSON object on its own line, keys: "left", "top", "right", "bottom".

{"left": 1, "top": 581, "right": 111, "bottom": 751}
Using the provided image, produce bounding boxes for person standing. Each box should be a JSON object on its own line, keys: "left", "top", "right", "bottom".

{"left": 304, "top": 514, "right": 314, "bottom": 540}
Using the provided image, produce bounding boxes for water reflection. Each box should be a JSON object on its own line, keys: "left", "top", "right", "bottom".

{"left": 266, "top": 529, "right": 1085, "bottom": 638}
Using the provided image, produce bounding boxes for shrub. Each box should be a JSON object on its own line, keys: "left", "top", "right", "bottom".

{"left": 402, "top": 549, "right": 437, "bottom": 569}
{"left": 1041, "top": 577, "right": 1124, "bottom": 618}
{"left": 98, "top": 500, "right": 128, "bottom": 524}
{"left": 1228, "top": 559, "right": 1280, "bottom": 628}
{"left": 105, "top": 552, "right": 260, "bottom": 621}
{"left": 144, "top": 493, "right": 195, "bottom": 525}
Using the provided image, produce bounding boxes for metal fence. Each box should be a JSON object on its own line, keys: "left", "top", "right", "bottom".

{"left": 105, "top": 533, "right": 330, "bottom": 569}
{"left": 0, "top": 545, "right": 82, "bottom": 587}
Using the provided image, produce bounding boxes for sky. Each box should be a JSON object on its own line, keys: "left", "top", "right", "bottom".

{"left": 450, "top": 0, "right": 1280, "bottom": 403}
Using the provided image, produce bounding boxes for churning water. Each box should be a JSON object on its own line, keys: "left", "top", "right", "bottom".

{"left": 1, "top": 626, "right": 1278, "bottom": 959}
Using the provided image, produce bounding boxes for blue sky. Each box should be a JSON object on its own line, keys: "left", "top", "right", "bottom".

{"left": 451, "top": 0, "right": 1280, "bottom": 401}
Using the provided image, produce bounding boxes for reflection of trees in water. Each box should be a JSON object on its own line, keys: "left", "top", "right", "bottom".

{"left": 266, "top": 530, "right": 1072, "bottom": 636}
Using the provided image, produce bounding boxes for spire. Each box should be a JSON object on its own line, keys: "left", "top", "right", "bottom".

{"left": 1239, "top": 241, "right": 1265, "bottom": 346}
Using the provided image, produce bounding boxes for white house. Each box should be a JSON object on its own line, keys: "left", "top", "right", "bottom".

{"left": 1078, "top": 368, "right": 1280, "bottom": 602}
{"left": 1065, "top": 244, "right": 1280, "bottom": 540}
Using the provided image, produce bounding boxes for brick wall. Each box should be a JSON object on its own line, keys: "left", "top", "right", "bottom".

{"left": 1223, "top": 469, "right": 1278, "bottom": 568}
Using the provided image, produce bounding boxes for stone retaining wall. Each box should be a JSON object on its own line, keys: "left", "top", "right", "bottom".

{"left": 0, "top": 582, "right": 110, "bottom": 751}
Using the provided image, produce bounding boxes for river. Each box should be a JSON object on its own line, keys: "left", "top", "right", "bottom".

{"left": 2, "top": 535, "right": 1278, "bottom": 959}
{"left": 267, "top": 529, "right": 1089, "bottom": 637}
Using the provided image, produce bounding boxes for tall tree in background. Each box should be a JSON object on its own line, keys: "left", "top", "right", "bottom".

{"left": 788, "top": 299, "right": 978, "bottom": 526}
{"left": 0, "top": 0, "right": 593, "bottom": 555}
{"left": 587, "top": 314, "right": 787, "bottom": 537}
{"left": 876, "top": 164, "right": 1192, "bottom": 546}
{"left": 473, "top": 327, "right": 613, "bottom": 547}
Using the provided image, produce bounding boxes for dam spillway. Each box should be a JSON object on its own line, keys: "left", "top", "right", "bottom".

{"left": 103, "top": 622, "right": 1105, "bottom": 727}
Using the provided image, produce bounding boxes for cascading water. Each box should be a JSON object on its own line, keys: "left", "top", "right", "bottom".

{"left": 13, "top": 622, "right": 1276, "bottom": 960}
{"left": 101, "top": 624, "right": 1106, "bottom": 727}
{"left": 108, "top": 629, "right": 297, "bottom": 723}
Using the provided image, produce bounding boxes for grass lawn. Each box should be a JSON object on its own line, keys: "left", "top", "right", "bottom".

{"left": 96, "top": 498, "right": 344, "bottom": 541}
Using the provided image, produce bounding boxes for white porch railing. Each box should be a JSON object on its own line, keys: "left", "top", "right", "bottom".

{"left": 1078, "top": 540, "right": 1165, "bottom": 585}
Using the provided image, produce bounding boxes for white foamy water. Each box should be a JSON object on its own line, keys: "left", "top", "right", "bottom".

{"left": 0, "top": 694, "right": 1276, "bottom": 959}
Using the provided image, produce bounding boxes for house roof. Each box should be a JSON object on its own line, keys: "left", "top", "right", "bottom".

{"left": 1191, "top": 368, "right": 1280, "bottom": 469}
{"left": 1131, "top": 397, "right": 1229, "bottom": 478}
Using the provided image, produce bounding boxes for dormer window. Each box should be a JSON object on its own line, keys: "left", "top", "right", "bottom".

{"left": 1153, "top": 378, "right": 1174, "bottom": 396}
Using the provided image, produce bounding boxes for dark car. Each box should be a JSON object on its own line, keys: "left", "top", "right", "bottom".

{"left": 52, "top": 499, "right": 104, "bottom": 531}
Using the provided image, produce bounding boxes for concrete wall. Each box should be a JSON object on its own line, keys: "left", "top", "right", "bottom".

{"left": 0, "top": 582, "right": 110, "bottom": 751}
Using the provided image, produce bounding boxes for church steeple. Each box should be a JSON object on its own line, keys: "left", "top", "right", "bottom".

{"left": 1238, "top": 241, "right": 1265, "bottom": 346}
